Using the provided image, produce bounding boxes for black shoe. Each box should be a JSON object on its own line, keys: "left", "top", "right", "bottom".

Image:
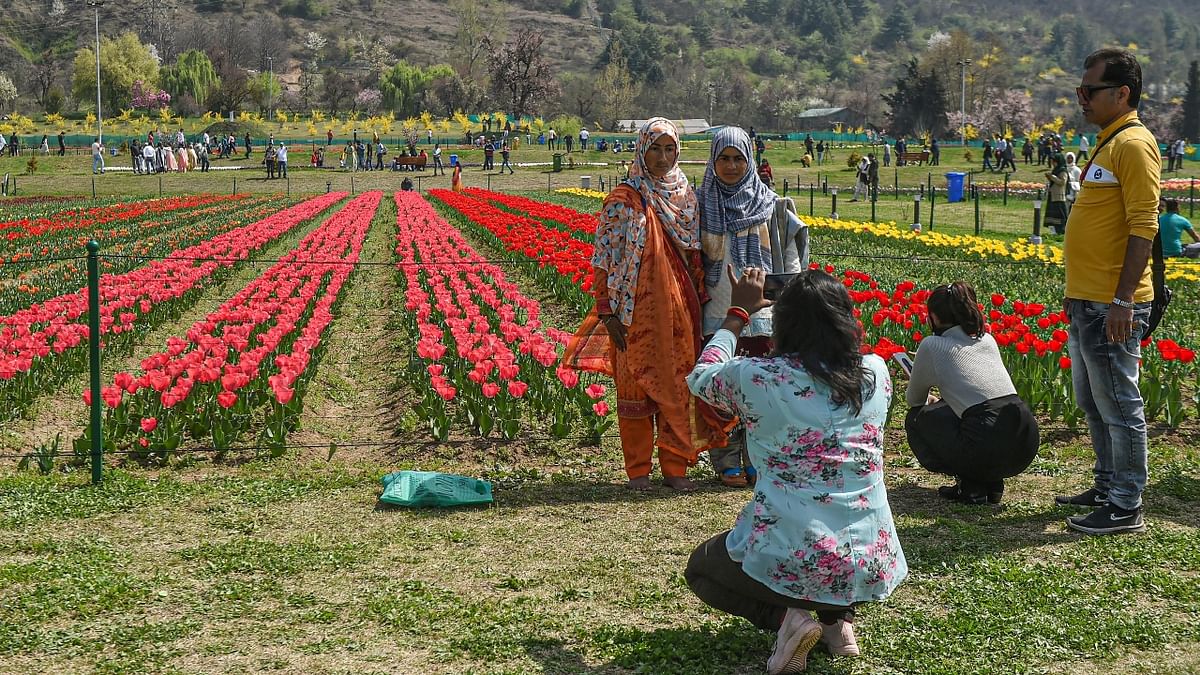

{"left": 937, "top": 483, "right": 1000, "bottom": 505}
{"left": 1066, "top": 504, "right": 1145, "bottom": 535}
{"left": 1054, "top": 488, "right": 1109, "bottom": 508}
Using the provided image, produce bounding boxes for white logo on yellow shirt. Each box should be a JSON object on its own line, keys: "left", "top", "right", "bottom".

{"left": 1084, "top": 163, "right": 1119, "bottom": 185}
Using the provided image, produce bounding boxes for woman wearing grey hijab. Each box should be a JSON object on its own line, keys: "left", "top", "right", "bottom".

{"left": 698, "top": 126, "right": 809, "bottom": 487}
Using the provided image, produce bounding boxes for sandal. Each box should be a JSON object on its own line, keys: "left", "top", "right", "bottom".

{"left": 720, "top": 468, "right": 748, "bottom": 488}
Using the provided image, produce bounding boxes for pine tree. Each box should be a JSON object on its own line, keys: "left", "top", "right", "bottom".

{"left": 1183, "top": 60, "right": 1200, "bottom": 143}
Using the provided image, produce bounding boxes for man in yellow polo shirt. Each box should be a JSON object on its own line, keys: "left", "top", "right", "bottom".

{"left": 1056, "top": 48, "right": 1160, "bottom": 535}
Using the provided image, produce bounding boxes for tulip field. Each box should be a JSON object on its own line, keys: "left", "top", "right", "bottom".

{"left": 1, "top": 185, "right": 1198, "bottom": 675}
{"left": 0, "top": 185, "right": 1197, "bottom": 465}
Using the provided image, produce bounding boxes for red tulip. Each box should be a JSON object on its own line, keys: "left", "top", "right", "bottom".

{"left": 217, "top": 391, "right": 238, "bottom": 409}
{"left": 506, "top": 380, "right": 528, "bottom": 398}
{"left": 585, "top": 383, "right": 607, "bottom": 400}
{"left": 140, "top": 417, "right": 158, "bottom": 433}
{"left": 592, "top": 401, "right": 610, "bottom": 416}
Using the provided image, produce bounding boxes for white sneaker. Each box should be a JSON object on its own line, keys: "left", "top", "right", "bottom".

{"left": 821, "top": 619, "right": 860, "bottom": 656}
{"left": 767, "top": 608, "right": 822, "bottom": 674}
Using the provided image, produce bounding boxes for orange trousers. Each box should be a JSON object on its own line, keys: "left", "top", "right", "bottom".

{"left": 612, "top": 343, "right": 693, "bottom": 479}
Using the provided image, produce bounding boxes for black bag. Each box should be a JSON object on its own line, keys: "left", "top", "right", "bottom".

{"left": 1145, "top": 231, "right": 1171, "bottom": 340}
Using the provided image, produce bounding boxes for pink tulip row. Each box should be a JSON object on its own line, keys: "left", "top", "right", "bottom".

{"left": 84, "top": 191, "right": 383, "bottom": 455}
{"left": 395, "top": 191, "right": 610, "bottom": 442}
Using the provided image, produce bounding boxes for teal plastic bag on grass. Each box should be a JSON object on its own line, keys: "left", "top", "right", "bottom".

{"left": 380, "top": 470, "right": 493, "bottom": 508}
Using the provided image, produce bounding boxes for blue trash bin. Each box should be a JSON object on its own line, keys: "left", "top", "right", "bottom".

{"left": 449, "top": 154, "right": 459, "bottom": 167}
{"left": 945, "top": 172, "right": 966, "bottom": 203}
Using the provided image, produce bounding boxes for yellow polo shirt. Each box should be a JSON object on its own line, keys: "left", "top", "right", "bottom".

{"left": 1063, "top": 111, "right": 1161, "bottom": 303}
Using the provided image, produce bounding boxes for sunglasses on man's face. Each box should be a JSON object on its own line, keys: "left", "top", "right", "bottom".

{"left": 1075, "top": 84, "right": 1123, "bottom": 102}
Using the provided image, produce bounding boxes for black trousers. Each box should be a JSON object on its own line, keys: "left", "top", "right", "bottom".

{"left": 905, "top": 394, "right": 1039, "bottom": 488}
{"left": 685, "top": 531, "right": 855, "bottom": 631}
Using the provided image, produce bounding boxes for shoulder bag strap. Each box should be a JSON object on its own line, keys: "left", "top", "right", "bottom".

{"left": 1081, "top": 122, "right": 1143, "bottom": 176}
{"left": 1152, "top": 230, "right": 1167, "bottom": 300}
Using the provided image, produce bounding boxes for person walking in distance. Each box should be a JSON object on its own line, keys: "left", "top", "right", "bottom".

{"left": 1056, "top": 48, "right": 1161, "bottom": 535}
{"left": 500, "top": 142, "right": 515, "bottom": 174}
{"left": 433, "top": 143, "right": 445, "bottom": 175}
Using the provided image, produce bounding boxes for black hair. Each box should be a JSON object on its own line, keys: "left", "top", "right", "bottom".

{"left": 771, "top": 270, "right": 875, "bottom": 416}
{"left": 1166, "top": 198, "right": 1180, "bottom": 213}
{"left": 1084, "top": 48, "right": 1143, "bottom": 108}
{"left": 926, "top": 281, "right": 986, "bottom": 338}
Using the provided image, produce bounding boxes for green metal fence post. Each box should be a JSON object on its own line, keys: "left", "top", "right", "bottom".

{"left": 929, "top": 187, "right": 935, "bottom": 231}
{"left": 86, "top": 240, "right": 103, "bottom": 485}
{"left": 974, "top": 185, "right": 981, "bottom": 235}
{"left": 1191, "top": 177, "right": 1195, "bottom": 218}
{"left": 1003, "top": 172, "right": 1009, "bottom": 206}
{"left": 809, "top": 183, "right": 814, "bottom": 217}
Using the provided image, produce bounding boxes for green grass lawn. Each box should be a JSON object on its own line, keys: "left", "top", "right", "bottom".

{"left": 0, "top": 440, "right": 1197, "bottom": 674}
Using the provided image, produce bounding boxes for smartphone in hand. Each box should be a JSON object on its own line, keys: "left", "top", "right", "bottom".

{"left": 891, "top": 352, "right": 914, "bottom": 378}
{"left": 763, "top": 273, "right": 798, "bottom": 300}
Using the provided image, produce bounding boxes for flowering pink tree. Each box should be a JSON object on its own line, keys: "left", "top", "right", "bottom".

{"left": 131, "top": 80, "right": 171, "bottom": 112}
{"left": 974, "top": 88, "right": 1034, "bottom": 137}
{"left": 355, "top": 88, "right": 382, "bottom": 114}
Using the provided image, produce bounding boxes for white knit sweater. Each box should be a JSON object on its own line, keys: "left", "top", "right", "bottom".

{"left": 906, "top": 325, "right": 1018, "bottom": 416}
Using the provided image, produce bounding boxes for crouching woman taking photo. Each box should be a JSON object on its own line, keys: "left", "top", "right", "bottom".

{"left": 684, "top": 267, "right": 907, "bottom": 674}
{"left": 904, "top": 281, "right": 1040, "bottom": 504}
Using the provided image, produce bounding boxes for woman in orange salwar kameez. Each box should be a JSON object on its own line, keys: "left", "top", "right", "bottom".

{"left": 565, "top": 117, "right": 730, "bottom": 491}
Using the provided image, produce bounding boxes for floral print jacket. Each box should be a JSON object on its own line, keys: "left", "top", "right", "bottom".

{"left": 687, "top": 329, "right": 908, "bottom": 604}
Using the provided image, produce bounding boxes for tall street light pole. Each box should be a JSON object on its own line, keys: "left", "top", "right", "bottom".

{"left": 266, "top": 56, "right": 273, "bottom": 120}
{"left": 89, "top": 0, "right": 104, "bottom": 144}
{"left": 957, "top": 59, "right": 972, "bottom": 147}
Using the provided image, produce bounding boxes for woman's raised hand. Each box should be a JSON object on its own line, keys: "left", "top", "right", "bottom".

{"left": 727, "top": 264, "right": 774, "bottom": 315}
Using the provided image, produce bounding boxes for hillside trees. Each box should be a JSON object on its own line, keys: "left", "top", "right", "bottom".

{"left": 883, "top": 58, "right": 949, "bottom": 137}
{"left": 1183, "top": 60, "right": 1200, "bottom": 142}
{"left": 72, "top": 32, "right": 160, "bottom": 115}
{"left": 450, "top": 0, "right": 508, "bottom": 82}
{"left": 0, "top": 74, "right": 17, "bottom": 113}
{"left": 488, "top": 29, "right": 558, "bottom": 119}
{"left": 380, "top": 61, "right": 455, "bottom": 117}
{"left": 593, "top": 40, "right": 640, "bottom": 129}
{"left": 159, "top": 50, "right": 220, "bottom": 108}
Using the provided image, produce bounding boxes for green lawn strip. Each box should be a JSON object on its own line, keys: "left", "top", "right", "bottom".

{"left": 0, "top": 450, "right": 1195, "bottom": 673}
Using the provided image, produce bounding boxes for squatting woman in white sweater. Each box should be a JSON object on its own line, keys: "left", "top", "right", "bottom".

{"left": 905, "top": 281, "right": 1040, "bottom": 504}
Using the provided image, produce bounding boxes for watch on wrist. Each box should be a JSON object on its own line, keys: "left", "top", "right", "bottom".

{"left": 1111, "top": 297, "right": 1136, "bottom": 309}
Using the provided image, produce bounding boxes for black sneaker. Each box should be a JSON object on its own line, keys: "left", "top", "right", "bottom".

{"left": 937, "top": 483, "right": 1002, "bottom": 505}
{"left": 1054, "top": 488, "right": 1109, "bottom": 508}
{"left": 1066, "top": 504, "right": 1145, "bottom": 535}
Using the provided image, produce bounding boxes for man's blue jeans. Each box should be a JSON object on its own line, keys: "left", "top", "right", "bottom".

{"left": 1066, "top": 299, "right": 1150, "bottom": 510}
{"left": 92, "top": 154, "right": 104, "bottom": 173}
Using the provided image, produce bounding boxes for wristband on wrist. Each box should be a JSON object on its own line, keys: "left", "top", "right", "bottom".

{"left": 1111, "top": 297, "right": 1136, "bottom": 309}
{"left": 727, "top": 306, "right": 751, "bottom": 323}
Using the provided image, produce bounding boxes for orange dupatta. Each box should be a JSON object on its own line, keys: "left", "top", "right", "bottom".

{"left": 564, "top": 186, "right": 730, "bottom": 462}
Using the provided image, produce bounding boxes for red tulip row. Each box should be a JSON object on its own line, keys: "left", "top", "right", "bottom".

{"left": 436, "top": 190, "right": 1200, "bottom": 427}
{"left": 2, "top": 195, "right": 286, "bottom": 310}
{"left": 427, "top": 189, "right": 595, "bottom": 319}
{"left": 0, "top": 193, "right": 249, "bottom": 246}
{"left": 465, "top": 187, "right": 598, "bottom": 237}
{"left": 395, "top": 191, "right": 609, "bottom": 442}
{"left": 80, "top": 191, "right": 383, "bottom": 457}
{"left": 0, "top": 192, "right": 347, "bottom": 420}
